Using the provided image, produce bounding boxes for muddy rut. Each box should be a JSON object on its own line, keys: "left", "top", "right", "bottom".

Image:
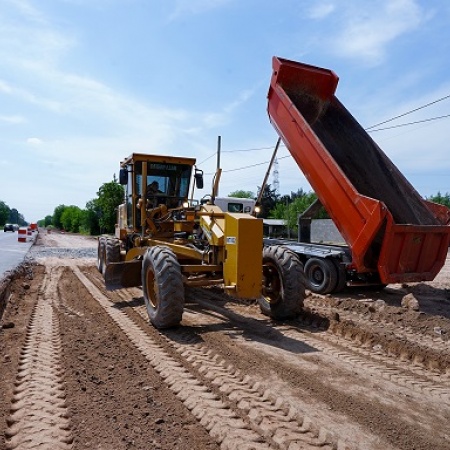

{"left": 0, "top": 232, "right": 449, "bottom": 449}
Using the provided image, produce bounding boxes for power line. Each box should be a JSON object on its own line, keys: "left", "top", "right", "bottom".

{"left": 198, "top": 144, "right": 287, "bottom": 165}
{"left": 222, "top": 145, "right": 277, "bottom": 153}
{"left": 368, "top": 114, "right": 450, "bottom": 132}
{"left": 365, "top": 94, "right": 450, "bottom": 130}
{"left": 198, "top": 94, "right": 449, "bottom": 173}
{"left": 197, "top": 152, "right": 217, "bottom": 165}
{"left": 204, "top": 155, "right": 291, "bottom": 176}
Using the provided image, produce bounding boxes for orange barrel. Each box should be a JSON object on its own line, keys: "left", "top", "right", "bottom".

{"left": 18, "top": 227, "right": 27, "bottom": 243}
{"left": 27, "top": 227, "right": 32, "bottom": 237}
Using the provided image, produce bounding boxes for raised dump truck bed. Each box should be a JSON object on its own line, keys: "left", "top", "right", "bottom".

{"left": 267, "top": 57, "right": 450, "bottom": 289}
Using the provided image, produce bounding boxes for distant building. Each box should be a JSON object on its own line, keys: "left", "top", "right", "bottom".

{"left": 263, "top": 219, "right": 286, "bottom": 238}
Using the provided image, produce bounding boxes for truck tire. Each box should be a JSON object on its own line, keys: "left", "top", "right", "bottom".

{"left": 332, "top": 259, "right": 347, "bottom": 292}
{"left": 258, "top": 246, "right": 305, "bottom": 320}
{"left": 142, "top": 246, "right": 184, "bottom": 329}
{"left": 304, "top": 257, "right": 338, "bottom": 294}
{"left": 97, "top": 237, "right": 106, "bottom": 273}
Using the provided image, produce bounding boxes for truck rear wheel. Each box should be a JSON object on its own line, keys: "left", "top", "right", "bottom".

{"left": 142, "top": 246, "right": 184, "bottom": 329}
{"left": 97, "top": 237, "right": 106, "bottom": 273}
{"left": 259, "top": 246, "right": 305, "bottom": 320}
{"left": 304, "top": 257, "right": 338, "bottom": 294}
{"left": 332, "top": 259, "right": 347, "bottom": 292}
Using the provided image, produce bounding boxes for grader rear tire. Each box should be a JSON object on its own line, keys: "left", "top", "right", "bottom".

{"left": 142, "top": 246, "right": 184, "bottom": 329}
{"left": 97, "top": 237, "right": 106, "bottom": 273}
{"left": 105, "top": 238, "right": 121, "bottom": 264}
{"left": 258, "top": 246, "right": 305, "bottom": 320}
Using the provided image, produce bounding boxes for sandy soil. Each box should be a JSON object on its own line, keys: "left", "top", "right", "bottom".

{"left": 0, "top": 231, "right": 449, "bottom": 449}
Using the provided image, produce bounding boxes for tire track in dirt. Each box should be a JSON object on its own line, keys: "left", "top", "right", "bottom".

{"left": 85, "top": 271, "right": 450, "bottom": 449}
{"left": 72, "top": 267, "right": 272, "bottom": 450}
{"left": 82, "top": 271, "right": 373, "bottom": 449}
{"left": 163, "top": 329, "right": 351, "bottom": 450}
{"left": 117, "top": 283, "right": 450, "bottom": 418}
{"left": 190, "top": 287, "right": 450, "bottom": 404}
{"left": 283, "top": 323, "right": 450, "bottom": 405}
{"left": 183, "top": 290, "right": 450, "bottom": 449}
{"left": 306, "top": 296, "right": 449, "bottom": 356}
{"left": 4, "top": 266, "right": 73, "bottom": 450}
{"left": 117, "top": 289, "right": 384, "bottom": 450}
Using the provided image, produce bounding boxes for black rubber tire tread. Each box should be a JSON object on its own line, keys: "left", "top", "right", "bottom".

{"left": 142, "top": 246, "right": 185, "bottom": 329}
{"left": 105, "top": 238, "right": 121, "bottom": 264}
{"left": 304, "top": 257, "right": 338, "bottom": 294}
{"left": 331, "top": 259, "right": 347, "bottom": 293}
{"left": 258, "top": 245, "right": 305, "bottom": 320}
{"left": 97, "top": 237, "right": 106, "bottom": 273}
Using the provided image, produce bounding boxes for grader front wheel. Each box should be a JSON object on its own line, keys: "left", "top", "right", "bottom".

{"left": 259, "top": 246, "right": 305, "bottom": 320}
{"left": 142, "top": 246, "right": 185, "bottom": 329}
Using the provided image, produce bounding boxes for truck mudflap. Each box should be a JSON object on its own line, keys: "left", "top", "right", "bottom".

{"left": 104, "top": 260, "right": 142, "bottom": 290}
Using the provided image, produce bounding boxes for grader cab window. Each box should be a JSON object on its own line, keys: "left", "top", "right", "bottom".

{"left": 131, "top": 161, "right": 192, "bottom": 211}
{"left": 146, "top": 164, "right": 190, "bottom": 197}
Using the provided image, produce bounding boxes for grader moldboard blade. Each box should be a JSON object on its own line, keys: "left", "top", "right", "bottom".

{"left": 104, "top": 260, "right": 142, "bottom": 290}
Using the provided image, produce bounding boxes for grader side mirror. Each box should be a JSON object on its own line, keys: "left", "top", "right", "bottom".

{"left": 119, "top": 168, "right": 128, "bottom": 185}
{"left": 194, "top": 168, "right": 204, "bottom": 189}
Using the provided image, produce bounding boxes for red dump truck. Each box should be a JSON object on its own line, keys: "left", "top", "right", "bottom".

{"left": 265, "top": 56, "right": 450, "bottom": 294}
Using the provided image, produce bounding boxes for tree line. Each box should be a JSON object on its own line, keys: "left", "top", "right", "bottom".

{"left": 233, "top": 187, "right": 450, "bottom": 236}
{"left": 37, "top": 177, "right": 124, "bottom": 235}
{"left": 0, "top": 202, "right": 27, "bottom": 227}
{"left": 35, "top": 175, "right": 450, "bottom": 237}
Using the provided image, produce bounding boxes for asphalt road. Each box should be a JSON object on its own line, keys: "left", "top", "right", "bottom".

{"left": 0, "top": 230, "right": 34, "bottom": 278}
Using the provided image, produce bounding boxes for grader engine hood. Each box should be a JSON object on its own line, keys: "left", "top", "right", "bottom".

{"left": 223, "top": 213, "right": 263, "bottom": 299}
{"left": 199, "top": 204, "right": 263, "bottom": 299}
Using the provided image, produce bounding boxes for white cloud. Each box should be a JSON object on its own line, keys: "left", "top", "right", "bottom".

{"left": 26, "top": 137, "right": 43, "bottom": 145}
{"left": 308, "top": 3, "right": 335, "bottom": 19}
{"left": 0, "top": 114, "right": 25, "bottom": 124}
{"left": 331, "top": 0, "right": 424, "bottom": 64}
{"left": 0, "top": 80, "right": 13, "bottom": 94}
{"left": 202, "top": 88, "right": 256, "bottom": 128}
{"left": 3, "top": 0, "right": 47, "bottom": 24}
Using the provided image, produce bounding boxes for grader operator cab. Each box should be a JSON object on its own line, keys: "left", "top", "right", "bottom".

{"left": 97, "top": 152, "right": 305, "bottom": 329}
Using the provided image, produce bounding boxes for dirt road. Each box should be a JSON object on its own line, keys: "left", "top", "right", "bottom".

{"left": 0, "top": 231, "right": 449, "bottom": 449}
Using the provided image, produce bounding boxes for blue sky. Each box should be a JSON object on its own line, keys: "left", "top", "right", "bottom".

{"left": 1, "top": 0, "right": 449, "bottom": 222}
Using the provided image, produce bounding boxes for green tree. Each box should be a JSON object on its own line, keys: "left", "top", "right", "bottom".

{"left": 96, "top": 177, "right": 124, "bottom": 234}
{"left": 0, "top": 201, "right": 11, "bottom": 225}
{"left": 44, "top": 215, "right": 53, "bottom": 227}
{"left": 228, "top": 190, "right": 255, "bottom": 199}
{"left": 256, "top": 184, "right": 279, "bottom": 218}
{"left": 269, "top": 191, "right": 328, "bottom": 232}
{"left": 8, "top": 208, "right": 19, "bottom": 224}
{"left": 61, "top": 205, "right": 82, "bottom": 232}
{"left": 53, "top": 204, "right": 67, "bottom": 229}
{"left": 428, "top": 191, "right": 450, "bottom": 208}
{"left": 83, "top": 199, "right": 101, "bottom": 235}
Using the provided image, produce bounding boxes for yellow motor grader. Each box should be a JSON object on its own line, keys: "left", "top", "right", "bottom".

{"left": 97, "top": 152, "right": 304, "bottom": 328}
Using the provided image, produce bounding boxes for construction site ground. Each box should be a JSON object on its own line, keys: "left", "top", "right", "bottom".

{"left": 0, "top": 231, "right": 449, "bottom": 450}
